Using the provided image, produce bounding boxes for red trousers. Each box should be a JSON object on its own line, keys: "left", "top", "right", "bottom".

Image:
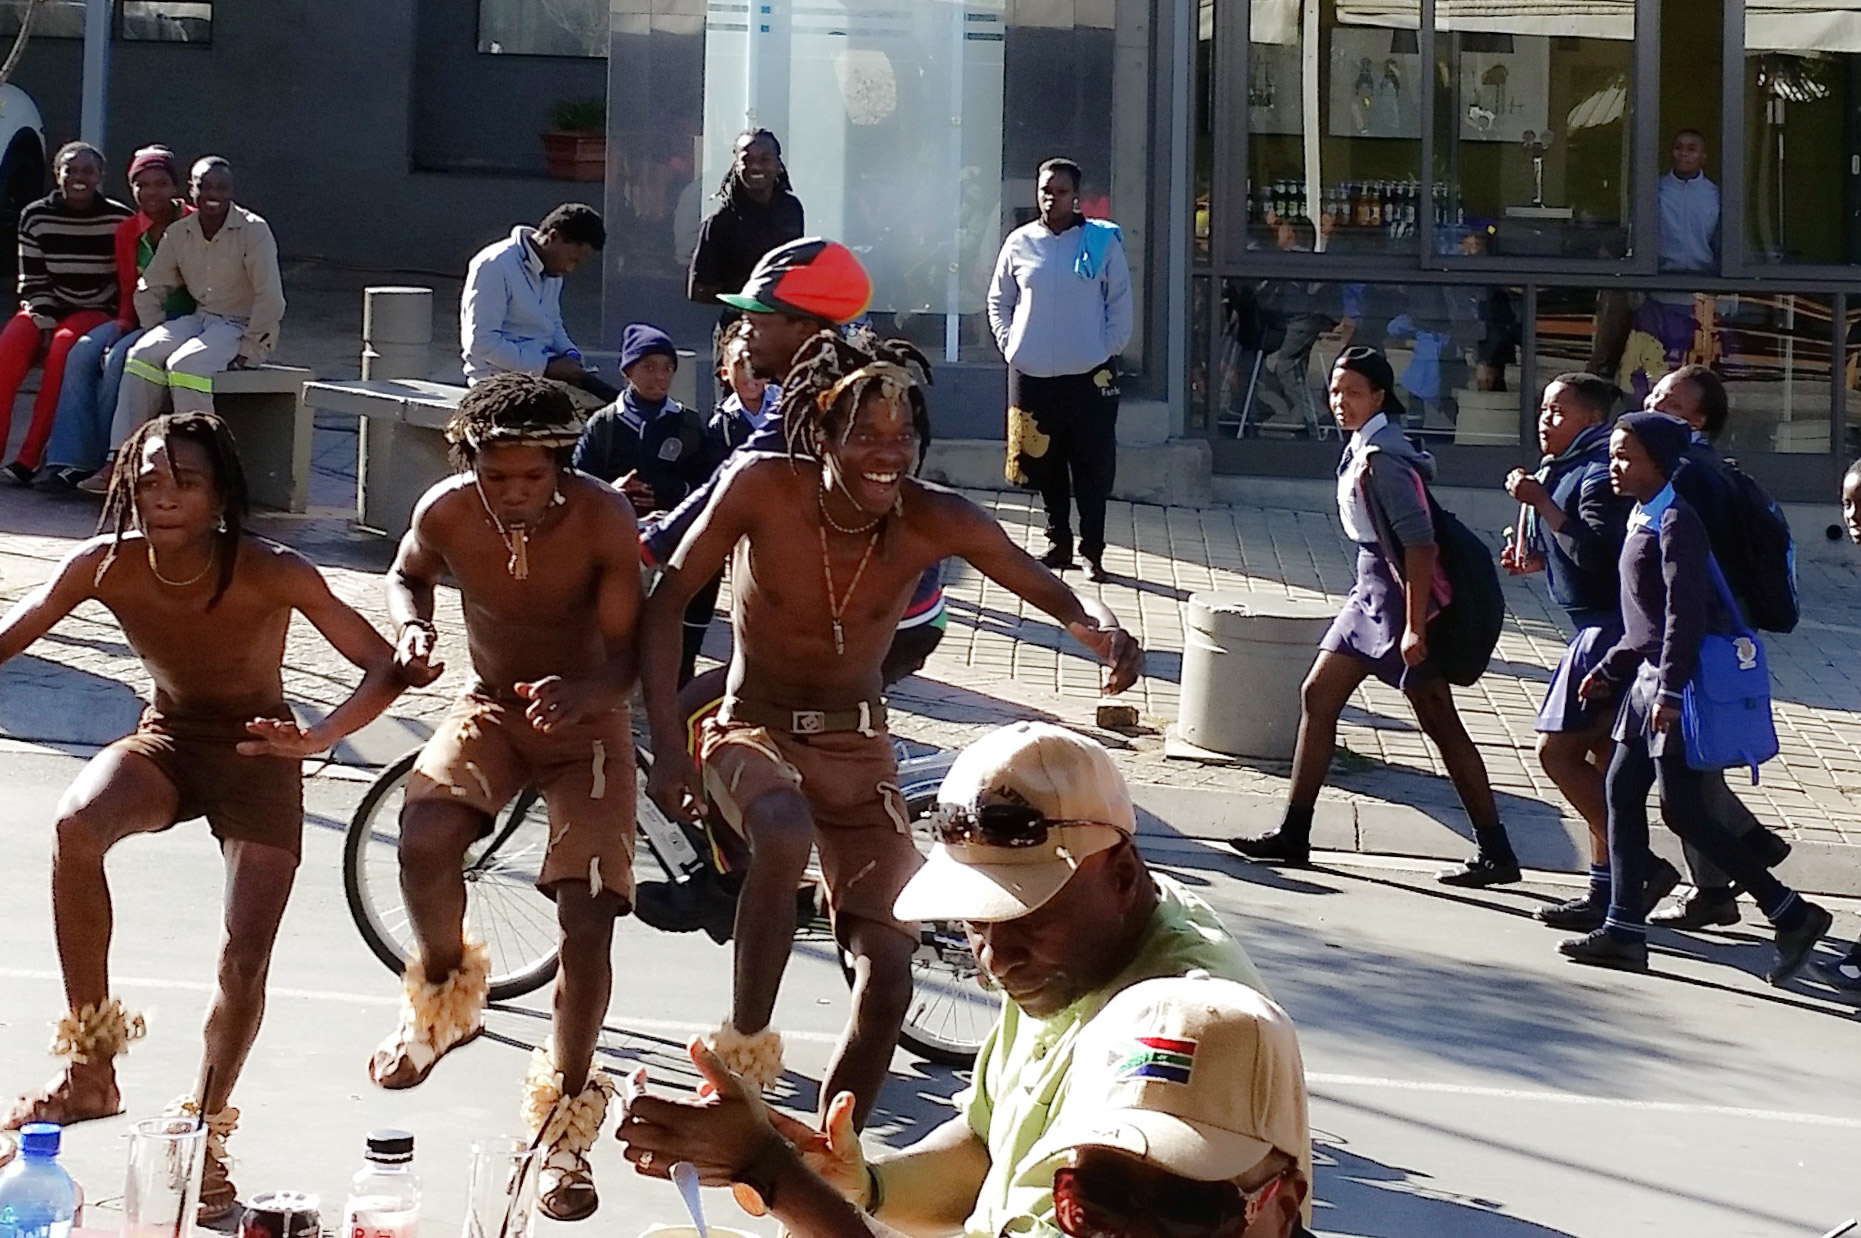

{"left": 0, "top": 307, "right": 112, "bottom": 470}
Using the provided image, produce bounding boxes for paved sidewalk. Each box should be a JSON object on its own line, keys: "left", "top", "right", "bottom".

{"left": 2, "top": 264, "right": 1858, "bottom": 894}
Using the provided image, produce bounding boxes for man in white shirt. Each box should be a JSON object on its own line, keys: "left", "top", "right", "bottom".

{"left": 460, "top": 203, "right": 617, "bottom": 400}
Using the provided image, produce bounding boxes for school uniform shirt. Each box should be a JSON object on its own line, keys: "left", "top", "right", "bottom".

{"left": 135, "top": 204, "right": 286, "bottom": 362}
{"left": 461, "top": 225, "right": 582, "bottom": 383}
{"left": 987, "top": 216, "right": 1133, "bottom": 378}
{"left": 1336, "top": 413, "right": 1436, "bottom": 551}
{"left": 17, "top": 191, "right": 134, "bottom": 325}
{"left": 954, "top": 876, "right": 1267, "bottom": 1238}
{"left": 1525, "top": 423, "right": 1631, "bottom": 626}
{"left": 572, "top": 390, "right": 730, "bottom": 512}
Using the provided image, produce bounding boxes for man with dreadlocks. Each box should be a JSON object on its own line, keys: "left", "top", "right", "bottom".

{"left": 373, "top": 371, "right": 643, "bottom": 1222}
{"left": 641, "top": 327, "right": 1144, "bottom": 1142}
{"left": 689, "top": 129, "right": 806, "bottom": 399}
{"left": 0, "top": 411, "right": 407, "bottom": 1222}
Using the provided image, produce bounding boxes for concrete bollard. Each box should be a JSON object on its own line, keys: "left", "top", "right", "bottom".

{"left": 1177, "top": 592, "right": 1337, "bottom": 759}
{"left": 358, "top": 287, "right": 438, "bottom": 533}
{"left": 362, "top": 286, "right": 434, "bottom": 381}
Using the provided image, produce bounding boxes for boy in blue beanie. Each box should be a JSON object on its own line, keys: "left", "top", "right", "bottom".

{"left": 575, "top": 323, "right": 733, "bottom": 683}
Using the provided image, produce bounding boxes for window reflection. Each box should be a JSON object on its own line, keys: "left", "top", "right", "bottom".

{"left": 1434, "top": 3, "right": 1634, "bottom": 260}
{"left": 1745, "top": 3, "right": 1861, "bottom": 264}
{"left": 1247, "top": 0, "right": 1423, "bottom": 256}
{"left": 1215, "top": 277, "right": 1522, "bottom": 445}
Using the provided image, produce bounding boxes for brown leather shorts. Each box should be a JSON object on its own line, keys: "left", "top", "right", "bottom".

{"left": 113, "top": 706, "right": 304, "bottom": 859}
{"left": 700, "top": 713, "right": 922, "bottom": 943}
{"left": 404, "top": 691, "right": 637, "bottom": 905}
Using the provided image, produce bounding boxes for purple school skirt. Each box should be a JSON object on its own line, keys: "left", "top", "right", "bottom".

{"left": 1320, "top": 543, "right": 1443, "bottom": 690}
{"left": 1536, "top": 620, "right": 1624, "bottom": 734}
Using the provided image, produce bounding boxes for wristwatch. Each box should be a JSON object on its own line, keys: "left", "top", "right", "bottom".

{"left": 731, "top": 1136, "right": 793, "bottom": 1216}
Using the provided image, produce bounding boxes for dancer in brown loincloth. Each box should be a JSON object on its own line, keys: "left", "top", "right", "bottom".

{"left": 0, "top": 412, "right": 409, "bottom": 1223}
{"left": 371, "top": 372, "right": 643, "bottom": 1221}
{"left": 641, "top": 330, "right": 1144, "bottom": 1141}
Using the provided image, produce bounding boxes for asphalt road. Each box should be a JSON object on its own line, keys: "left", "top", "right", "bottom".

{"left": 1, "top": 741, "right": 1858, "bottom": 1238}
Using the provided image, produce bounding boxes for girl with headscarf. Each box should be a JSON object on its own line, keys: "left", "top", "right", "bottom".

{"left": 1233, "top": 346, "right": 1519, "bottom": 888}
{"left": 40, "top": 145, "right": 195, "bottom": 490}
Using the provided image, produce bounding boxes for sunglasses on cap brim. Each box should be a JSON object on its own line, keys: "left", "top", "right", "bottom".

{"left": 928, "top": 802, "right": 1118, "bottom": 849}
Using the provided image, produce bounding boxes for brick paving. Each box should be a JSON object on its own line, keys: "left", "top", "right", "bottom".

{"left": 1, "top": 264, "right": 1856, "bottom": 876}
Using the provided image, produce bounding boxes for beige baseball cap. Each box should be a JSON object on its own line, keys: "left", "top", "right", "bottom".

{"left": 1034, "top": 973, "right": 1312, "bottom": 1220}
{"left": 892, "top": 722, "right": 1135, "bottom": 924}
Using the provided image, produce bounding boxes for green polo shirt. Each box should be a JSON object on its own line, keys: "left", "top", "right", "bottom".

{"left": 956, "top": 874, "right": 1268, "bottom": 1238}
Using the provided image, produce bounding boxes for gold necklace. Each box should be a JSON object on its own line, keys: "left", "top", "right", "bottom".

{"left": 819, "top": 478, "right": 884, "bottom": 535}
{"left": 819, "top": 521, "right": 881, "bottom": 656}
{"left": 146, "top": 542, "right": 214, "bottom": 588}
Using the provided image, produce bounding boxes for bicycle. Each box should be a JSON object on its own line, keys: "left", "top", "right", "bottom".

{"left": 342, "top": 737, "right": 997, "bottom": 1067}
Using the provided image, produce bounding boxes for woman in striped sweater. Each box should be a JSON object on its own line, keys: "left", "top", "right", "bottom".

{"left": 0, "top": 141, "right": 132, "bottom": 485}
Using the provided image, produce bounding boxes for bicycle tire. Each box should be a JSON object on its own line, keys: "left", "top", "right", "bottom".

{"left": 837, "top": 791, "right": 995, "bottom": 1069}
{"left": 342, "top": 749, "right": 562, "bottom": 1002}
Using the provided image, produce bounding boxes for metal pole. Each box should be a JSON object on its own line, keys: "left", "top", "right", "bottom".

{"left": 1166, "top": 0, "right": 1191, "bottom": 433}
{"left": 80, "top": 0, "right": 110, "bottom": 149}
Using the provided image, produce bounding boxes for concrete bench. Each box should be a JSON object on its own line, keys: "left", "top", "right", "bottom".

{"left": 301, "top": 378, "right": 468, "bottom": 541}
{"left": 210, "top": 364, "right": 315, "bottom": 512}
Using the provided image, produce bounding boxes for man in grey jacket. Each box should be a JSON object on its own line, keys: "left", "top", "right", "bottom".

{"left": 988, "top": 158, "right": 1133, "bottom": 583}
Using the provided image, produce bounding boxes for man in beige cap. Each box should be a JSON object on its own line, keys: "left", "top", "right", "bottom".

{"left": 1039, "top": 973, "right": 1313, "bottom": 1237}
{"left": 618, "top": 721, "right": 1269, "bottom": 1236}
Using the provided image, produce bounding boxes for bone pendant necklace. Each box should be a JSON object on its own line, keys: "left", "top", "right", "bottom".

{"left": 476, "top": 478, "right": 535, "bottom": 579}
{"left": 819, "top": 515, "right": 881, "bottom": 656}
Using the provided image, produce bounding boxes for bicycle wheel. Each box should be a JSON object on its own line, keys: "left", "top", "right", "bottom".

{"left": 343, "top": 749, "right": 561, "bottom": 1001}
{"left": 838, "top": 790, "right": 997, "bottom": 1068}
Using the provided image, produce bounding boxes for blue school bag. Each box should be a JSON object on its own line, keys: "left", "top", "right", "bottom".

{"left": 1681, "top": 557, "right": 1779, "bottom": 781}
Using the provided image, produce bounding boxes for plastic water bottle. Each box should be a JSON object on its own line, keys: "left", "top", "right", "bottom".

{"left": 341, "top": 1130, "right": 421, "bottom": 1238}
{"left": 0, "top": 1125, "right": 78, "bottom": 1238}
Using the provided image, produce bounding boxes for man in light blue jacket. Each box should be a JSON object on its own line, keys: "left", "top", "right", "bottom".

{"left": 988, "top": 158, "right": 1133, "bottom": 583}
{"left": 460, "top": 203, "right": 617, "bottom": 400}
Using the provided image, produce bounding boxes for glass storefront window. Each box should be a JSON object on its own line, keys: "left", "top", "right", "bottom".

{"left": 482, "top": 0, "right": 605, "bottom": 56}
{"left": 1196, "top": 0, "right": 1215, "bottom": 264}
{"left": 1213, "top": 276, "right": 1524, "bottom": 445}
{"left": 1744, "top": 3, "right": 1861, "bottom": 265}
{"left": 1246, "top": 0, "right": 1422, "bottom": 258}
{"left": 1434, "top": 4, "right": 1635, "bottom": 261}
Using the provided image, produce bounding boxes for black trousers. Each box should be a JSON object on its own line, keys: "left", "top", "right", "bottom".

{"left": 679, "top": 572, "right": 725, "bottom": 688}
{"left": 1009, "top": 360, "right": 1120, "bottom": 560}
{"left": 1606, "top": 729, "right": 1792, "bottom": 929}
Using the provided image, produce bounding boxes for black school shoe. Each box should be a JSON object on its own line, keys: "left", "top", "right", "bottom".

{"left": 0, "top": 461, "right": 34, "bottom": 486}
{"left": 1230, "top": 830, "right": 1311, "bottom": 867}
{"left": 1650, "top": 887, "right": 1741, "bottom": 929}
{"left": 1768, "top": 903, "right": 1834, "bottom": 986}
{"left": 631, "top": 871, "right": 738, "bottom": 945}
{"left": 1559, "top": 929, "right": 1650, "bottom": 972}
{"left": 1436, "top": 851, "right": 1522, "bottom": 888}
{"left": 1083, "top": 557, "right": 1110, "bottom": 583}
{"left": 1640, "top": 856, "right": 1683, "bottom": 916}
{"left": 1537, "top": 894, "right": 1605, "bottom": 932}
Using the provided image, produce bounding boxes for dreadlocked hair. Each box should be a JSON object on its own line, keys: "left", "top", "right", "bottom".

{"left": 98, "top": 412, "right": 249, "bottom": 610}
{"left": 445, "top": 372, "right": 581, "bottom": 470}
{"left": 780, "top": 329, "right": 933, "bottom": 468}
{"left": 716, "top": 128, "right": 794, "bottom": 203}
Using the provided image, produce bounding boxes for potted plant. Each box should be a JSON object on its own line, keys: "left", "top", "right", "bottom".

{"left": 542, "top": 96, "right": 606, "bottom": 182}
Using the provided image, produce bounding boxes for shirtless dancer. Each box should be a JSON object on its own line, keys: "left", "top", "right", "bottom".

{"left": 369, "top": 373, "right": 642, "bottom": 1222}
{"left": 643, "top": 326, "right": 1143, "bottom": 1134}
{"left": 0, "top": 412, "right": 406, "bottom": 1221}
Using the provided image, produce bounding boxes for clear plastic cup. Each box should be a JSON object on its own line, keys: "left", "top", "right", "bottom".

{"left": 460, "top": 1137, "right": 539, "bottom": 1238}
{"left": 121, "top": 1117, "right": 207, "bottom": 1238}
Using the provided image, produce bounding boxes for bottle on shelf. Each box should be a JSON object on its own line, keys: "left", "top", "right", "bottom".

{"left": 342, "top": 1131, "right": 421, "bottom": 1238}
{"left": 0, "top": 1126, "right": 77, "bottom": 1238}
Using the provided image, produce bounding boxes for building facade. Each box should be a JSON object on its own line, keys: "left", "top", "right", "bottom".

{"left": 9, "top": 0, "right": 1858, "bottom": 499}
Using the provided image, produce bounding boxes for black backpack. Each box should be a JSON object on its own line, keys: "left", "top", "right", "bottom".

{"left": 1426, "top": 496, "right": 1507, "bottom": 686}
{"left": 1714, "top": 457, "right": 1799, "bottom": 634}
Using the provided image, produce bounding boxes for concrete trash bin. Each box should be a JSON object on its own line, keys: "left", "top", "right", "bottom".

{"left": 1178, "top": 592, "right": 1337, "bottom": 759}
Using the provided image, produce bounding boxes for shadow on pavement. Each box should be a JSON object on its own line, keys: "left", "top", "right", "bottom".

{"left": 0, "top": 652, "right": 146, "bottom": 748}
{"left": 1310, "top": 1137, "right": 1581, "bottom": 1237}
